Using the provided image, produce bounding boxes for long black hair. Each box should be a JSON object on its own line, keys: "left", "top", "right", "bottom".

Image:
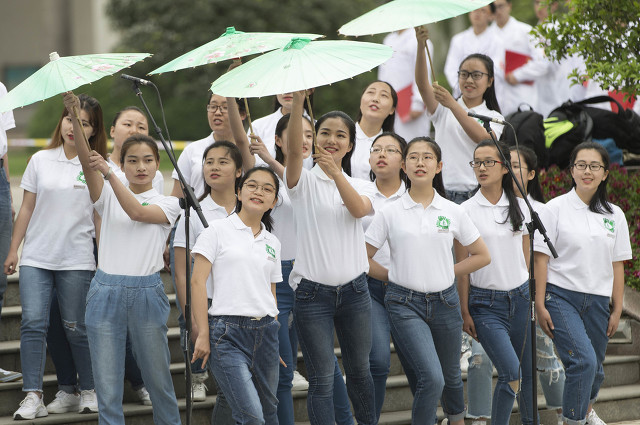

{"left": 314, "top": 111, "right": 357, "bottom": 176}
{"left": 355, "top": 80, "right": 398, "bottom": 133}
{"left": 475, "top": 139, "right": 524, "bottom": 231}
{"left": 510, "top": 145, "right": 545, "bottom": 203}
{"left": 274, "top": 113, "right": 314, "bottom": 166}
{"left": 235, "top": 166, "right": 280, "bottom": 232}
{"left": 402, "top": 136, "right": 446, "bottom": 198}
{"left": 369, "top": 132, "right": 407, "bottom": 183}
{"left": 199, "top": 141, "right": 243, "bottom": 202}
{"left": 569, "top": 141, "right": 613, "bottom": 214}
{"left": 459, "top": 54, "right": 501, "bottom": 113}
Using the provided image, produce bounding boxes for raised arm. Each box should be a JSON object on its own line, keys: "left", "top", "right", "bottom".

{"left": 227, "top": 97, "right": 255, "bottom": 171}
{"left": 415, "top": 27, "right": 439, "bottom": 114}
{"left": 285, "top": 91, "right": 305, "bottom": 189}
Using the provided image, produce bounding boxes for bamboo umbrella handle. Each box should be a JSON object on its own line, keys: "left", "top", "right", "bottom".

{"left": 243, "top": 97, "right": 255, "bottom": 136}
{"left": 305, "top": 91, "right": 317, "bottom": 148}
{"left": 424, "top": 40, "right": 436, "bottom": 83}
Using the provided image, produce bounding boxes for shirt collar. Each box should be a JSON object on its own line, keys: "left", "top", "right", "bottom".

{"left": 56, "top": 145, "right": 80, "bottom": 164}
{"left": 355, "top": 122, "right": 382, "bottom": 142}
{"left": 458, "top": 96, "right": 488, "bottom": 112}
{"left": 473, "top": 189, "right": 509, "bottom": 207}
{"left": 401, "top": 188, "right": 444, "bottom": 210}
{"left": 568, "top": 188, "right": 589, "bottom": 209}
{"left": 374, "top": 181, "right": 406, "bottom": 200}
{"left": 229, "top": 212, "right": 266, "bottom": 237}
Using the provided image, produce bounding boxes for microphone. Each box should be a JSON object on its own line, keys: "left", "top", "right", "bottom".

{"left": 121, "top": 74, "right": 153, "bottom": 86}
{"left": 468, "top": 111, "right": 506, "bottom": 125}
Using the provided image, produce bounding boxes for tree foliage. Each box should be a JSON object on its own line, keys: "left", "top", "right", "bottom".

{"left": 533, "top": 0, "right": 640, "bottom": 96}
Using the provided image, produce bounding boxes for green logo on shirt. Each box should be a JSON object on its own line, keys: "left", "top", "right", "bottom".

{"left": 603, "top": 218, "right": 615, "bottom": 233}
{"left": 141, "top": 202, "right": 149, "bottom": 206}
{"left": 436, "top": 216, "right": 451, "bottom": 230}
{"left": 76, "top": 171, "right": 86, "bottom": 185}
{"left": 266, "top": 244, "right": 276, "bottom": 259}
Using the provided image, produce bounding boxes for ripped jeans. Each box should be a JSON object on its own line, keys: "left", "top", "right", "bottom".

{"left": 465, "top": 337, "right": 493, "bottom": 419}
{"left": 19, "top": 266, "right": 94, "bottom": 392}
{"left": 536, "top": 324, "right": 565, "bottom": 410}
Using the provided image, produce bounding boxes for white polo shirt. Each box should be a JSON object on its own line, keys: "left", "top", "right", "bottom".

{"left": 0, "top": 82, "right": 15, "bottom": 158}
{"left": 462, "top": 190, "right": 530, "bottom": 291}
{"left": 108, "top": 157, "right": 164, "bottom": 194}
{"left": 271, "top": 176, "right": 297, "bottom": 261}
{"left": 350, "top": 122, "right": 383, "bottom": 181}
{"left": 534, "top": 189, "right": 631, "bottom": 297}
{"left": 20, "top": 146, "right": 96, "bottom": 271}
{"left": 174, "top": 196, "right": 232, "bottom": 297}
{"left": 94, "top": 184, "right": 180, "bottom": 276}
{"left": 285, "top": 165, "right": 376, "bottom": 289}
{"left": 192, "top": 214, "right": 282, "bottom": 318}
{"left": 361, "top": 181, "right": 407, "bottom": 269}
{"left": 171, "top": 133, "right": 215, "bottom": 198}
{"left": 366, "top": 190, "right": 480, "bottom": 292}
{"left": 429, "top": 98, "right": 504, "bottom": 192}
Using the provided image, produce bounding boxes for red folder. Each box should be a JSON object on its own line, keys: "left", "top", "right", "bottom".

{"left": 505, "top": 50, "right": 534, "bottom": 85}
{"left": 396, "top": 84, "right": 413, "bottom": 123}
{"left": 607, "top": 90, "right": 636, "bottom": 112}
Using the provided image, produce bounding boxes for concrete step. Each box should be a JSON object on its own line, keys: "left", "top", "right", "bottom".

{"left": 0, "top": 395, "right": 217, "bottom": 425}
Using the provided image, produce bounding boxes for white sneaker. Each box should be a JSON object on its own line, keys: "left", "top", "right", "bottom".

{"left": 471, "top": 421, "right": 487, "bottom": 425}
{"left": 557, "top": 412, "right": 564, "bottom": 425}
{"left": 441, "top": 418, "right": 449, "bottom": 425}
{"left": 586, "top": 409, "right": 606, "bottom": 425}
{"left": 136, "top": 387, "right": 152, "bottom": 406}
{"left": 78, "top": 389, "right": 99, "bottom": 413}
{"left": 13, "top": 392, "right": 48, "bottom": 420}
{"left": 0, "top": 368, "right": 22, "bottom": 383}
{"left": 46, "top": 390, "right": 80, "bottom": 414}
{"left": 192, "top": 371, "right": 208, "bottom": 402}
{"left": 460, "top": 350, "right": 472, "bottom": 373}
{"left": 292, "top": 370, "right": 309, "bottom": 391}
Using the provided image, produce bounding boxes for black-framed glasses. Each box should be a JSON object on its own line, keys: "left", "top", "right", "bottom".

{"left": 206, "top": 104, "right": 228, "bottom": 113}
{"left": 469, "top": 160, "right": 503, "bottom": 168}
{"left": 458, "top": 70, "right": 489, "bottom": 81}
{"left": 243, "top": 181, "right": 276, "bottom": 195}
{"left": 573, "top": 162, "right": 605, "bottom": 171}
{"left": 406, "top": 153, "right": 436, "bottom": 163}
{"left": 370, "top": 146, "right": 402, "bottom": 155}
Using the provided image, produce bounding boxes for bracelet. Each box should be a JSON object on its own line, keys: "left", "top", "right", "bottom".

{"left": 104, "top": 169, "right": 112, "bottom": 180}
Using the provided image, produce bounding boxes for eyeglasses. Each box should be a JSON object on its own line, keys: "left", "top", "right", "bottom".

{"left": 458, "top": 71, "right": 489, "bottom": 81}
{"left": 206, "top": 104, "right": 228, "bottom": 113}
{"left": 243, "top": 181, "right": 276, "bottom": 195}
{"left": 469, "top": 160, "right": 503, "bottom": 168}
{"left": 573, "top": 162, "right": 605, "bottom": 171}
{"left": 370, "top": 146, "right": 402, "bottom": 155}
{"left": 406, "top": 153, "right": 436, "bottom": 163}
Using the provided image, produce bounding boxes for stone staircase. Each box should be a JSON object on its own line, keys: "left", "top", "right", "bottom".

{"left": 1, "top": 271, "right": 640, "bottom": 424}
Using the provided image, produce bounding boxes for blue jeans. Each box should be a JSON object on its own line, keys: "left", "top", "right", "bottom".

{"left": 48, "top": 291, "right": 146, "bottom": 393}
{"left": 469, "top": 282, "right": 534, "bottom": 425}
{"left": 208, "top": 315, "right": 280, "bottom": 425}
{"left": 385, "top": 282, "right": 466, "bottom": 424}
{"left": 466, "top": 339, "right": 493, "bottom": 419}
{"left": 0, "top": 168, "right": 10, "bottom": 335}
{"left": 294, "top": 273, "right": 376, "bottom": 425}
{"left": 86, "top": 270, "right": 180, "bottom": 425}
{"left": 368, "top": 276, "right": 390, "bottom": 419}
{"left": 536, "top": 324, "right": 565, "bottom": 410}
{"left": 445, "top": 189, "right": 476, "bottom": 205}
{"left": 545, "top": 284, "right": 610, "bottom": 425}
{"left": 276, "top": 261, "right": 296, "bottom": 425}
{"left": 19, "top": 266, "right": 94, "bottom": 392}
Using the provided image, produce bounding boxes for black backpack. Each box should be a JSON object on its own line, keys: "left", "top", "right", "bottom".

{"left": 500, "top": 104, "right": 548, "bottom": 168}
{"left": 579, "top": 95, "right": 640, "bottom": 154}
{"left": 544, "top": 101, "right": 594, "bottom": 169}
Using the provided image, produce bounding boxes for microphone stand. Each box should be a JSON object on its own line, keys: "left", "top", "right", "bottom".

{"left": 480, "top": 119, "right": 558, "bottom": 425}
{"left": 127, "top": 81, "right": 208, "bottom": 425}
